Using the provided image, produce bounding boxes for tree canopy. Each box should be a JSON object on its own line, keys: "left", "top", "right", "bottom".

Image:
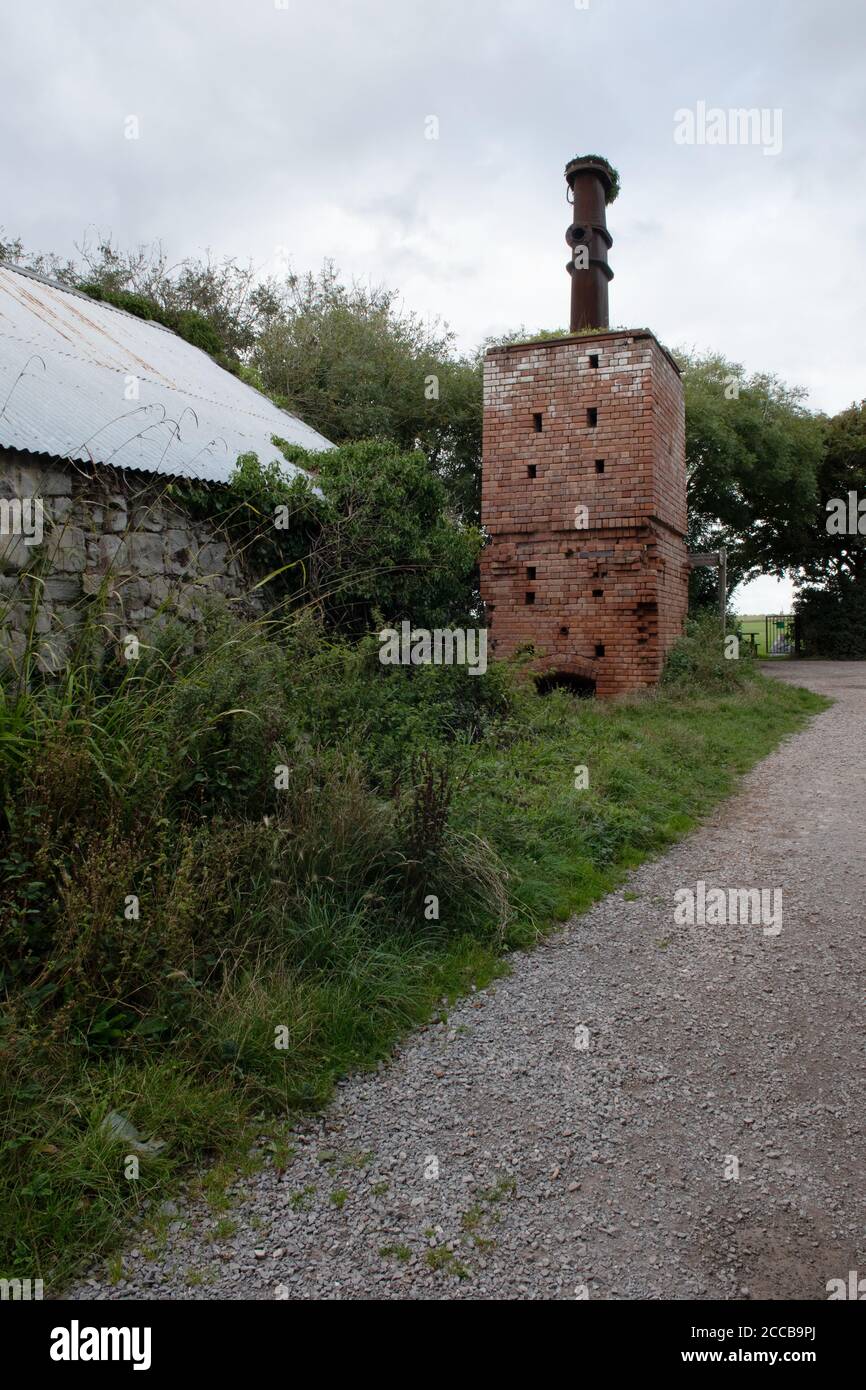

{"left": 678, "top": 350, "right": 825, "bottom": 604}
{"left": 794, "top": 400, "right": 866, "bottom": 587}
{"left": 2, "top": 229, "right": 858, "bottom": 618}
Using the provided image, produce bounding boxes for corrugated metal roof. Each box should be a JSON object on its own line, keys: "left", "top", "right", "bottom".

{"left": 0, "top": 263, "right": 331, "bottom": 483}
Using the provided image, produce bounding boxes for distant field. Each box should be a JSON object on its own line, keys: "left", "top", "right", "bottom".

{"left": 736, "top": 614, "right": 793, "bottom": 657}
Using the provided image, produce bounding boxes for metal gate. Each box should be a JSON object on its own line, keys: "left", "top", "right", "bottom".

{"left": 765, "top": 614, "right": 801, "bottom": 657}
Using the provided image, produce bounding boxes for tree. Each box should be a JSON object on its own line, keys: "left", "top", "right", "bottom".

{"left": 678, "top": 351, "right": 824, "bottom": 605}
{"left": 4, "top": 230, "right": 836, "bottom": 596}
{"left": 794, "top": 400, "right": 866, "bottom": 587}
{"left": 251, "top": 262, "right": 483, "bottom": 521}
{"left": 0, "top": 232, "right": 280, "bottom": 359}
{"left": 2, "top": 232, "right": 486, "bottom": 521}
{"left": 308, "top": 438, "right": 482, "bottom": 632}
{"left": 793, "top": 401, "right": 866, "bottom": 656}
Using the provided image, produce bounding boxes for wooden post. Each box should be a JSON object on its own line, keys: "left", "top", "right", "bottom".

{"left": 719, "top": 547, "right": 727, "bottom": 630}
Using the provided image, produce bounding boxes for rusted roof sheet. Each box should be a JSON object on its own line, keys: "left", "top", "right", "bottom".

{"left": 0, "top": 264, "right": 331, "bottom": 482}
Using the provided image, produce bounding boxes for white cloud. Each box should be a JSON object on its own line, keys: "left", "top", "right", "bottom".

{"left": 1, "top": 0, "right": 863, "bottom": 415}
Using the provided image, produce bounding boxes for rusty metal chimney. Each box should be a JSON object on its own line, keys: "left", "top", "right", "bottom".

{"left": 565, "top": 155, "right": 616, "bottom": 332}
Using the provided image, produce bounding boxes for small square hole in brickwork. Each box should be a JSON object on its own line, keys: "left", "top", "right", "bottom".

{"left": 533, "top": 412, "right": 543, "bottom": 432}
{"left": 525, "top": 591, "right": 535, "bottom": 605}
{"left": 587, "top": 407, "right": 598, "bottom": 427}
{"left": 595, "top": 643, "right": 605, "bottom": 657}
{"left": 592, "top": 588, "right": 603, "bottom": 598}
{"left": 595, "top": 458, "right": 605, "bottom": 473}
{"left": 526, "top": 566, "right": 536, "bottom": 580}
{"left": 589, "top": 354, "right": 600, "bottom": 369}
{"left": 527, "top": 463, "right": 537, "bottom": 479}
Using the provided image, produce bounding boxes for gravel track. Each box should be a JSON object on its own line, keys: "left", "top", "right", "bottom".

{"left": 71, "top": 662, "right": 866, "bottom": 1301}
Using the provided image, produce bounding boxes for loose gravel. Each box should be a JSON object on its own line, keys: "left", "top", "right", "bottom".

{"left": 71, "top": 662, "right": 866, "bottom": 1301}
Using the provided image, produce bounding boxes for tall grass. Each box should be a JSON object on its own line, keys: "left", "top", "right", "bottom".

{"left": 0, "top": 600, "right": 826, "bottom": 1287}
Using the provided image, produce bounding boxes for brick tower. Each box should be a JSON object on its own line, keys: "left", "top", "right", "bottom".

{"left": 480, "top": 157, "right": 689, "bottom": 697}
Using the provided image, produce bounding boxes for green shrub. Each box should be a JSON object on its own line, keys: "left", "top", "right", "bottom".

{"left": 795, "top": 580, "right": 866, "bottom": 658}
{"left": 78, "top": 283, "right": 240, "bottom": 373}
{"left": 661, "top": 611, "right": 755, "bottom": 692}
{"left": 0, "top": 479, "right": 827, "bottom": 1290}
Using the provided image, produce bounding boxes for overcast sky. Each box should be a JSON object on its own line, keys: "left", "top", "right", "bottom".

{"left": 3, "top": 0, "right": 864, "bottom": 608}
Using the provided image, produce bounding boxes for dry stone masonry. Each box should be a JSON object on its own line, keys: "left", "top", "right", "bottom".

{"left": 0, "top": 449, "right": 247, "bottom": 673}
{"left": 0, "top": 261, "right": 332, "bottom": 675}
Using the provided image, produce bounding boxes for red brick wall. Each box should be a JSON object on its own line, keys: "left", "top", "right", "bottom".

{"left": 480, "top": 330, "right": 688, "bottom": 697}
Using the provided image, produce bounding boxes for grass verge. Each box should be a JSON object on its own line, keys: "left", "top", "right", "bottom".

{"left": 0, "top": 609, "right": 827, "bottom": 1288}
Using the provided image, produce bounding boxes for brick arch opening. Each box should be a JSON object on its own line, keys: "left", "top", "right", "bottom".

{"left": 535, "top": 670, "right": 597, "bottom": 698}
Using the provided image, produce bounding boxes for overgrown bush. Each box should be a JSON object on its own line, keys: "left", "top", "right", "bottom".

{"left": 0, "top": 603, "right": 511, "bottom": 1047}
{"left": 795, "top": 580, "right": 866, "bottom": 658}
{"left": 0, "top": 436, "right": 828, "bottom": 1292}
{"left": 78, "top": 282, "right": 241, "bottom": 375}
{"left": 0, "top": 589, "right": 824, "bottom": 1285}
{"left": 661, "top": 611, "right": 756, "bottom": 693}
{"left": 175, "top": 444, "right": 483, "bottom": 635}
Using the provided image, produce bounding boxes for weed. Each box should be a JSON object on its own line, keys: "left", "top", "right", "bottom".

{"left": 289, "top": 1185, "right": 316, "bottom": 1212}
{"left": 379, "top": 1243, "right": 411, "bottom": 1262}
{"left": 424, "top": 1247, "right": 469, "bottom": 1278}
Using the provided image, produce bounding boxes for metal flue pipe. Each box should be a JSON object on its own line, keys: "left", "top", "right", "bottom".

{"left": 565, "top": 156, "right": 614, "bottom": 332}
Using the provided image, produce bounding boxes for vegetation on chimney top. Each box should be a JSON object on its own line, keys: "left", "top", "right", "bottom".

{"left": 565, "top": 155, "right": 621, "bottom": 204}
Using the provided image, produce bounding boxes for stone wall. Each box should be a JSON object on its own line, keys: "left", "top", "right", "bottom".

{"left": 480, "top": 330, "right": 689, "bottom": 698}
{"left": 0, "top": 449, "right": 250, "bottom": 673}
